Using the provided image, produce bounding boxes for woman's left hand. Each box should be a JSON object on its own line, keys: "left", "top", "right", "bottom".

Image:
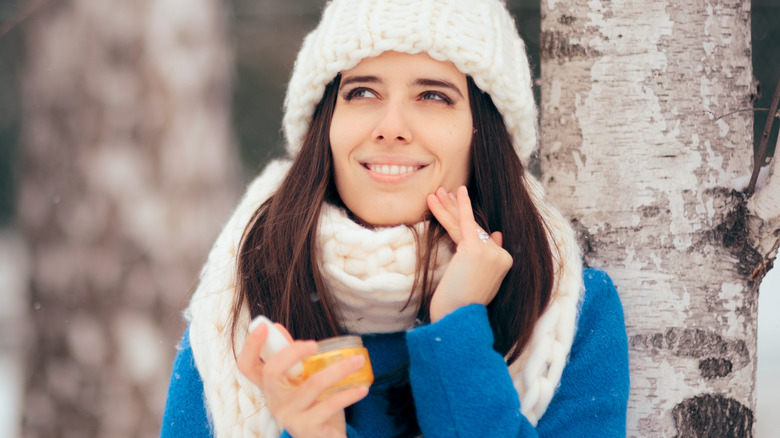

{"left": 426, "top": 186, "right": 513, "bottom": 322}
{"left": 237, "top": 322, "right": 367, "bottom": 438}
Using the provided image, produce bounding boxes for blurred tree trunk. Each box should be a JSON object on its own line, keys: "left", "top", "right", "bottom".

{"left": 541, "top": 1, "right": 779, "bottom": 436}
{"left": 18, "top": 0, "right": 239, "bottom": 436}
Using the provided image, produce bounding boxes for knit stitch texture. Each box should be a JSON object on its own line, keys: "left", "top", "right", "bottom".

{"left": 283, "top": 0, "right": 539, "bottom": 162}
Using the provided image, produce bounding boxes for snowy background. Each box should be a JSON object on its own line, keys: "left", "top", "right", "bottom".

{"left": 1, "top": 1, "right": 778, "bottom": 436}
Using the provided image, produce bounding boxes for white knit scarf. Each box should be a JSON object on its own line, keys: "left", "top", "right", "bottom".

{"left": 317, "top": 204, "right": 451, "bottom": 334}
{"left": 186, "top": 160, "right": 584, "bottom": 437}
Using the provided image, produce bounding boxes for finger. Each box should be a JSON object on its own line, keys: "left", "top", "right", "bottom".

{"left": 436, "top": 187, "right": 462, "bottom": 225}
{"left": 237, "top": 323, "right": 269, "bottom": 386}
{"left": 247, "top": 318, "right": 269, "bottom": 347}
{"left": 307, "top": 385, "right": 369, "bottom": 426}
{"left": 491, "top": 231, "right": 503, "bottom": 248}
{"left": 275, "top": 323, "right": 294, "bottom": 343}
{"left": 444, "top": 187, "right": 457, "bottom": 203}
{"left": 456, "top": 186, "right": 479, "bottom": 240}
{"left": 427, "top": 194, "right": 461, "bottom": 243}
{"left": 291, "top": 354, "right": 367, "bottom": 411}
{"left": 427, "top": 188, "right": 463, "bottom": 243}
{"left": 264, "top": 340, "right": 317, "bottom": 381}
{"left": 436, "top": 186, "right": 458, "bottom": 211}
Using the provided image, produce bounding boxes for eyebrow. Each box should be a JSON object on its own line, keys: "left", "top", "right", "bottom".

{"left": 340, "top": 75, "right": 465, "bottom": 99}
{"left": 412, "top": 78, "right": 465, "bottom": 99}
{"left": 340, "top": 75, "right": 381, "bottom": 87}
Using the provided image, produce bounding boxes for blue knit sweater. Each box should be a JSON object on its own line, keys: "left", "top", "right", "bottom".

{"left": 161, "top": 269, "right": 629, "bottom": 437}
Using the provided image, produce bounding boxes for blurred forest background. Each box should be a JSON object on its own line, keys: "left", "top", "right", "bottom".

{"left": 0, "top": 0, "right": 778, "bottom": 437}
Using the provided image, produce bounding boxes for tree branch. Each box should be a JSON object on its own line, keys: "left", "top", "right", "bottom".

{"left": 712, "top": 107, "right": 777, "bottom": 121}
{"left": 747, "top": 78, "right": 780, "bottom": 196}
{"left": 747, "top": 134, "right": 780, "bottom": 221}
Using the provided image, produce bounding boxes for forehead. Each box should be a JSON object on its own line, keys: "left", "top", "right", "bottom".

{"left": 341, "top": 51, "right": 467, "bottom": 84}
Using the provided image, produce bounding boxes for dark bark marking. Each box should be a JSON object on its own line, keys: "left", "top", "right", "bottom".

{"left": 698, "top": 358, "right": 733, "bottom": 379}
{"left": 707, "top": 188, "right": 764, "bottom": 281}
{"left": 673, "top": 394, "right": 753, "bottom": 437}
{"left": 630, "top": 328, "right": 749, "bottom": 374}
{"left": 640, "top": 205, "right": 663, "bottom": 218}
{"left": 540, "top": 31, "right": 600, "bottom": 60}
{"left": 570, "top": 218, "right": 594, "bottom": 259}
{"left": 558, "top": 15, "right": 576, "bottom": 25}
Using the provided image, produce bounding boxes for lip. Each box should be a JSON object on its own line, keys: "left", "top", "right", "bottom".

{"left": 358, "top": 157, "right": 429, "bottom": 183}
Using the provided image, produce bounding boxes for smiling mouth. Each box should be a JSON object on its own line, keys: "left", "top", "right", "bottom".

{"left": 364, "top": 164, "right": 425, "bottom": 176}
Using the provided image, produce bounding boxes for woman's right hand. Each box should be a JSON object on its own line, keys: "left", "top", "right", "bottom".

{"left": 426, "top": 186, "right": 513, "bottom": 322}
{"left": 237, "top": 322, "right": 369, "bottom": 438}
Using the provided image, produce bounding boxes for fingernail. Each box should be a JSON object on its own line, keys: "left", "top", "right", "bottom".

{"left": 350, "top": 354, "right": 366, "bottom": 367}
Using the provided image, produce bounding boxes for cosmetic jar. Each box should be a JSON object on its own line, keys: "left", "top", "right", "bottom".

{"left": 302, "top": 335, "right": 373, "bottom": 397}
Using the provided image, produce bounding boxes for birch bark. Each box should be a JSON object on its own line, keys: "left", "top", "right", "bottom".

{"left": 540, "top": 0, "right": 779, "bottom": 436}
{"left": 18, "top": 0, "right": 238, "bottom": 436}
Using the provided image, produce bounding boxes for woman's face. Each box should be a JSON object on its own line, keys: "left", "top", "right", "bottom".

{"left": 329, "top": 51, "right": 473, "bottom": 226}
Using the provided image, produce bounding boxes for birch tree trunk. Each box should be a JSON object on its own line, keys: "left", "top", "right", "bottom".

{"left": 18, "top": 0, "right": 238, "bottom": 436}
{"left": 540, "top": 1, "right": 780, "bottom": 436}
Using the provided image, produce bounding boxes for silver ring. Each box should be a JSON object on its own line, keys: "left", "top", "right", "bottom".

{"left": 477, "top": 228, "right": 490, "bottom": 243}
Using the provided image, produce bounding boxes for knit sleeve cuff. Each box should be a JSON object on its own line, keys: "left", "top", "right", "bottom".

{"left": 280, "top": 422, "right": 360, "bottom": 437}
{"left": 407, "top": 303, "right": 494, "bottom": 350}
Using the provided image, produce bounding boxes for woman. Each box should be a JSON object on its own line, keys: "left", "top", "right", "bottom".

{"left": 161, "top": 1, "right": 629, "bottom": 437}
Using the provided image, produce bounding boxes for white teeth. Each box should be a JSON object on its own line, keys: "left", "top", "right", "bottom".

{"left": 368, "top": 164, "right": 418, "bottom": 175}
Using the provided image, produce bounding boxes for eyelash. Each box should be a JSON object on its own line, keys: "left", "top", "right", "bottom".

{"left": 420, "top": 91, "right": 453, "bottom": 105}
{"left": 343, "top": 88, "right": 376, "bottom": 100}
{"left": 342, "top": 88, "right": 454, "bottom": 105}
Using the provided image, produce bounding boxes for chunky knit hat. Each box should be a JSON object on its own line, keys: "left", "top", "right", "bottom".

{"left": 282, "top": 0, "right": 538, "bottom": 162}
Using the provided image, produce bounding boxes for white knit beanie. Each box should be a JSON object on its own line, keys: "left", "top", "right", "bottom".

{"left": 282, "top": 0, "right": 538, "bottom": 162}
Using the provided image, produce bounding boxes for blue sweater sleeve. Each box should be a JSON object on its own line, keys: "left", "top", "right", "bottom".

{"left": 405, "top": 268, "right": 629, "bottom": 437}
{"left": 281, "top": 425, "right": 360, "bottom": 438}
{"left": 160, "top": 327, "right": 213, "bottom": 438}
{"left": 407, "top": 304, "right": 531, "bottom": 437}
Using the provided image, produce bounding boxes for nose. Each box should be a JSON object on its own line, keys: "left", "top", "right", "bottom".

{"left": 372, "top": 100, "right": 412, "bottom": 144}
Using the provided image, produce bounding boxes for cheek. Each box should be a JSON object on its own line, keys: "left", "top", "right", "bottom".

{"left": 329, "top": 147, "right": 353, "bottom": 202}
{"left": 453, "top": 149, "right": 472, "bottom": 186}
{"left": 329, "top": 120, "right": 353, "bottom": 172}
{"left": 329, "top": 111, "right": 366, "bottom": 159}
{"left": 329, "top": 115, "right": 345, "bottom": 156}
{"left": 441, "top": 128, "right": 473, "bottom": 186}
{"left": 329, "top": 118, "right": 359, "bottom": 203}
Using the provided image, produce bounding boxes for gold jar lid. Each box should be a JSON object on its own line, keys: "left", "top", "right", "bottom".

{"left": 315, "top": 335, "right": 363, "bottom": 353}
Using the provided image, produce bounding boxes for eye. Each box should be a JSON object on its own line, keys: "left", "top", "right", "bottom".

{"left": 420, "top": 91, "right": 453, "bottom": 105}
{"left": 344, "top": 88, "right": 378, "bottom": 100}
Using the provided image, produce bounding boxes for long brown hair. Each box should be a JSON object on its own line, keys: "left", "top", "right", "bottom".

{"left": 233, "top": 75, "right": 554, "bottom": 364}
